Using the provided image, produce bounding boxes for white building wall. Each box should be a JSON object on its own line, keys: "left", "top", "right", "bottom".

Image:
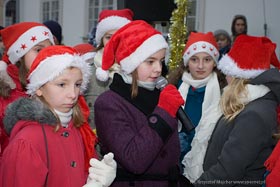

{"left": 18, "top": 0, "right": 280, "bottom": 57}
{"left": 18, "top": 0, "right": 89, "bottom": 46}
{"left": 201, "top": 0, "right": 280, "bottom": 58}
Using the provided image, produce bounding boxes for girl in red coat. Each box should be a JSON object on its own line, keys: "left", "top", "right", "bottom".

{"left": 0, "top": 22, "right": 55, "bottom": 157}
{"left": 0, "top": 45, "right": 116, "bottom": 187}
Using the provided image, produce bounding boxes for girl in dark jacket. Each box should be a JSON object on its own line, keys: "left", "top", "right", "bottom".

{"left": 194, "top": 35, "right": 280, "bottom": 186}
{"left": 94, "top": 20, "right": 184, "bottom": 187}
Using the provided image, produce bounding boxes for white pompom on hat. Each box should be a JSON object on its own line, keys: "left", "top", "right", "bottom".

{"left": 95, "top": 20, "right": 168, "bottom": 82}
{"left": 183, "top": 32, "right": 219, "bottom": 66}
{"left": 26, "top": 45, "right": 91, "bottom": 95}
{"left": 95, "top": 8, "right": 134, "bottom": 46}
{"left": 218, "top": 34, "right": 280, "bottom": 79}
{"left": 0, "top": 22, "right": 55, "bottom": 64}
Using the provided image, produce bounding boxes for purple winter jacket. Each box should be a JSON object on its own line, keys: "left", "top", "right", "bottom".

{"left": 94, "top": 74, "right": 181, "bottom": 187}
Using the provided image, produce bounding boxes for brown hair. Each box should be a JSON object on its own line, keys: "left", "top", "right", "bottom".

{"left": 35, "top": 95, "right": 85, "bottom": 131}
{"left": 16, "top": 59, "right": 29, "bottom": 91}
{"left": 167, "top": 59, "right": 227, "bottom": 89}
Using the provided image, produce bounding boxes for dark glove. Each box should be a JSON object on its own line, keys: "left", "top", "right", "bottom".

{"left": 157, "top": 84, "right": 184, "bottom": 117}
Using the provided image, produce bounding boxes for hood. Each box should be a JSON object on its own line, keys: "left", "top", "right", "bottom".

{"left": 4, "top": 97, "right": 58, "bottom": 135}
{"left": 250, "top": 68, "right": 280, "bottom": 104}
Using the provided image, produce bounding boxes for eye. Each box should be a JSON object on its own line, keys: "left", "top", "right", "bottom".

{"left": 57, "top": 83, "right": 65, "bottom": 87}
{"left": 75, "top": 83, "right": 82, "bottom": 88}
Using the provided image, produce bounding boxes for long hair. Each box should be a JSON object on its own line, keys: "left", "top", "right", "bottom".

{"left": 131, "top": 70, "right": 138, "bottom": 98}
{"left": 16, "top": 59, "right": 29, "bottom": 91}
{"left": 220, "top": 78, "right": 249, "bottom": 121}
{"left": 34, "top": 94, "right": 85, "bottom": 131}
{"left": 167, "top": 59, "right": 227, "bottom": 89}
{"left": 231, "top": 15, "right": 248, "bottom": 37}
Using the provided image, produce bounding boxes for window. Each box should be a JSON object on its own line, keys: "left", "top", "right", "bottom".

{"left": 42, "top": 0, "right": 60, "bottom": 22}
{"left": 88, "top": 0, "right": 117, "bottom": 44}
{"left": 186, "top": 0, "right": 197, "bottom": 32}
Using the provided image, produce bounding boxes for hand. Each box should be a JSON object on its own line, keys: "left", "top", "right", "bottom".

{"left": 87, "top": 153, "right": 117, "bottom": 187}
{"left": 157, "top": 84, "right": 184, "bottom": 117}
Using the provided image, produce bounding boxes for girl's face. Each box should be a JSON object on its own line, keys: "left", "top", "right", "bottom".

{"left": 188, "top": 52, "right": 216, "bottom": 80}
{"left": 36, "top": 67, "right": 83, "bottom": 113}
{"left": 24, "top": 39, "right": 53, "bottom": 69}
{"left": 234, "top": 19, "right": 246, "bottom": 35}
{"left": 102, "top": 29, "right": 117, "bottom": 46}
{"left": 136, "top": 49, "right": 166, "bottom": 82}
{"left": 216, "top": 35, "right": 230, "bottom": 49}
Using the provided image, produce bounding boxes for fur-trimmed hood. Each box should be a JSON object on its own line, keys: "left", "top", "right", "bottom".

{"left": 3, "top": 97, "right": 58, "bottom": 135}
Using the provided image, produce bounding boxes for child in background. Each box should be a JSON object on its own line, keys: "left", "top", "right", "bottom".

{"left": 214, "top": 29, "right": 231, "bottom": 60}
{"left": 84, "top": 8, "right": 134, "bottom": 128}
{"left": 94, "top": 20, "right": 184, "bottom": 187}
{"left": 168, "top": 32, "right": 226, "bottom": 181}
{"left": 0, "top": 45, "right": 116, "bottom": 187}
{"left": 0, "top": 22, "right": 55, "bottom": 157}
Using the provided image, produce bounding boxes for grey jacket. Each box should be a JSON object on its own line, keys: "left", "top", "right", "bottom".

{"left": 196, "top": 68, "right": 280, "bottom": 187}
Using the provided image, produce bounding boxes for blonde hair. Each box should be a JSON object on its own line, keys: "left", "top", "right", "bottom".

{"left": 220, "top": 78, "right": 249, "bottom": 121}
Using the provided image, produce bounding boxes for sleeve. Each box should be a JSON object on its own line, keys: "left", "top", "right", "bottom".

{"left": 0, "top": 139, "right": 48, "bottom": 187}
{"left": 94, "top": 96, "right": 178, "bottom": 174}
{"left": 195, "top": 110, "right": 272, "bottom": 187}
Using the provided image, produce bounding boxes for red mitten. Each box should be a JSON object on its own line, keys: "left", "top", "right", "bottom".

{"left": 157, "top": 84, "right": 184, "bottom": 117}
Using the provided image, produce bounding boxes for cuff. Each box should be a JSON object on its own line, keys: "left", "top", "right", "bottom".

{"left": 148, "top": 114, "right": 173, "bottom": 143}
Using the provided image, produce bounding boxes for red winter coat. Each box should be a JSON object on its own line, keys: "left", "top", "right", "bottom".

{"left": 0, "top": 97, "right": 88, "bottom": 187}
{"left": 0, "top": 64, "right": 27, "bottom": 158}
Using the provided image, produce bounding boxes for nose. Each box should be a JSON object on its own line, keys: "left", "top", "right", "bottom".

{"left": 154, "top": 61, "right": 162, "bottom": 74}
{"left": 198, "top": 60, "right": 204, "bottom": 69}
{"left": 67, "top": 86, "right": 78, "bottom": 99}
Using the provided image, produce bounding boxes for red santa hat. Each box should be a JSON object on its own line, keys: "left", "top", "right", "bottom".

{"left": 73, "top": 43, "right": 96, "bottom": 63}
{"left": 0, "top": 22, "right": 55, "bottom": 64}
{"left": 218, "top": 34, "right": 280, "bottom": 79}
{"left": 26, "top": 45, "right": 91, "bottom": 95}
{"left": 183, "top": 32, "right": 219, "bottom": 66}
{"left": 96, "top": 20, "right": 168, "bottom": 82}
{"left": 95, "top": 8, "right": 134, "bottom": 46}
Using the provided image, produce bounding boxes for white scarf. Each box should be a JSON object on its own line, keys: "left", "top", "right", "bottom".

{"left": 54, "top": 109, "right": 73, "bottom": 128}
{"left": 120, "top": 73, "right": 156, "bottom": 91}
{"left": 182, "top": 82, "right": 270, "bottom": 183}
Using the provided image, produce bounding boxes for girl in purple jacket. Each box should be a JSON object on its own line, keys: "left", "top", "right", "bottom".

{"left": 94, "top": 20, "right": 185, "bottom": 187}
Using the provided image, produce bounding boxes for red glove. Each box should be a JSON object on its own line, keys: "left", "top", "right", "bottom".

{"left": 157, "top": 84, "right": 184, "bottom": 117}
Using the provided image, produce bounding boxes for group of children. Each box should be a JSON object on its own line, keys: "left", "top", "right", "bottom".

{"left": 0, "top": 8, "right": 279, "bottom": 187}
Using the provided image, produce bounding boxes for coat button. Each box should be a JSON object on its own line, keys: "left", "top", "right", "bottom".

{"left": 61, "top": 132, "right": 69, "bottom": 137}
{"left": 70, "top": 161, "right": 77, "bottom": 167}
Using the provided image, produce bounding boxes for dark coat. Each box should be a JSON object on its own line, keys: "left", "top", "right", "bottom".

{"left": 195, "top": 69, "right": 280, "bottom": 187}
{"left": 94, "top": 74, "right": 180, "bottom": 187}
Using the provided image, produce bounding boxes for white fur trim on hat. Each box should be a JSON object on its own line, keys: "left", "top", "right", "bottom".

{"left": 183, "top": 41, "right": 219, "bottom": 66}
{"left": 218, "top": 54, "right": 265, "bottom": 79}
{"left": 8, "top": 26, "right": 55, "bottom": 64}
{"left": 81, "top": 52, "right": 96, "bottom": 65}
{"left": 95, "top": 16, "right": 131, "bottom": 46}
{"left": 121, "top": 34, "right": 168, "bottom": 74}
{"left": 26, "top": 54, "right": 91, "bottom": 95}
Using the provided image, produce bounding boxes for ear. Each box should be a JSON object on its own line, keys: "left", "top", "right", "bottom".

{"left": 35, "top": 89, "right": 43, "bottom": 96}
